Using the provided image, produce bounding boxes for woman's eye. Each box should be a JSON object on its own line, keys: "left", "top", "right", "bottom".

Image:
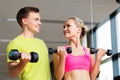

{"left": 63, "top": 26, "right": 65, "bottom": 29}
{"left": 63, "top": 24, "right": 71, "bottom": 29}
{"left": 67, "top": 24, "right": 71, "bottom": 27}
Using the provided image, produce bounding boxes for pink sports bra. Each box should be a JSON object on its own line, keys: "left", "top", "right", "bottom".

{"left": 65, "top": 47, "right": 91, "bottom": 72}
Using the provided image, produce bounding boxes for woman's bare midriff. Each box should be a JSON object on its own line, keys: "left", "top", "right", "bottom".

{"left": 64, "top": 70, "right": 90, "bottom": 80}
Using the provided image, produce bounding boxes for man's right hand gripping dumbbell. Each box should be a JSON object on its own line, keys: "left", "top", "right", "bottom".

{"left": 9, "top": 49, "right": 39, "bottom": 62}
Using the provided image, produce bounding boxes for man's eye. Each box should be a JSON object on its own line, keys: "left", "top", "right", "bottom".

{"left": 35, "top": 18, "right": 39, "bottom": 21}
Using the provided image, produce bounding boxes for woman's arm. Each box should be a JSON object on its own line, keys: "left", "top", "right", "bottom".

{"left": 90, "top": 55, "right": 101, "bottom": 80}
{"left": 89, "top": 48, "right": 105, "bottom": 80}
{"left": 53, "top": 53, "right": 66, "bottom": 80}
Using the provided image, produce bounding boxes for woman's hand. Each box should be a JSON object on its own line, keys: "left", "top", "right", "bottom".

{"left": 57, "top": 46, "right": 67, "bottom": 58}
{"left": 96, "top": 48, "right": 106, "bottom": 61}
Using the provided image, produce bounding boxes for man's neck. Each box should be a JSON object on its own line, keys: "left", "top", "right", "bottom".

{"left": 21, "top": 31, "right": 34, "bottom": 38}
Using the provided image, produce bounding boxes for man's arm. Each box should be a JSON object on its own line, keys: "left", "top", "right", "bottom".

{"left": 7, "top": 52, "right": 31, "bottom": 78}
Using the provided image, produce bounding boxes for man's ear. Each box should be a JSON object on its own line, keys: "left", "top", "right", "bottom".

{"left": 22, "top": 18, "right": 27, "bottom": 25}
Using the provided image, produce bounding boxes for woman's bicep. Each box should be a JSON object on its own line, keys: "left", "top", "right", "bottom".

{"left": 90, "top": 54, "right": 95, "bottom": 69}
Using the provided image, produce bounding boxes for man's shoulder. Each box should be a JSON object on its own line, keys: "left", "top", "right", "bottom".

{"left": 7, "top": 36, "right": 19, "bottom": 46}
{"left": 34, "top": 37, "right": 45, "bottom": 43}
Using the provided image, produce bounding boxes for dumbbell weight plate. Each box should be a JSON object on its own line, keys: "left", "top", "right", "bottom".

{"left": 30, "top": 52, "right": 39, "bottom": 62}
{"left": 9, "top": 49, "right": 20, "bottom": 60}
{"left": 106, "top": 50, "right": 112, "bottom": 56}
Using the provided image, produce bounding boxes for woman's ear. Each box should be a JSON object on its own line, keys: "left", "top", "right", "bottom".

{"left": 78, "top": 27, "right": 82, "bottom": 33}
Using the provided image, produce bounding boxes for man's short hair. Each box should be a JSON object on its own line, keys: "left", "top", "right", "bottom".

{"left": 16, "top": 6, "right": 39, "bottom": 27}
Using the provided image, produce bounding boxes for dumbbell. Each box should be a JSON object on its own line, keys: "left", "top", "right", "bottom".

{"left": 9, "top": 49, "right": 39, "bottom": 62}
{"left": 90, "top": 48, "right": 112, "bottom": 56}
{"left": 48, "top": 47, "right": 72, "bottom": 54}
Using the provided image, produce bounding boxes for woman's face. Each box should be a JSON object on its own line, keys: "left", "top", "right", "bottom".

{"left": 63, "top": 19, "right": 81, "bottom": 39}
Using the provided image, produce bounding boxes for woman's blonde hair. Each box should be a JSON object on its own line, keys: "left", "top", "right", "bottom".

{"left": 67, "top": 17, "right": 88, "bottom": 38}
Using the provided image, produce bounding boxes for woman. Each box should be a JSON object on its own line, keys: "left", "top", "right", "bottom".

{"left": 53, "top": 17, "right": 106, "bottom": 80}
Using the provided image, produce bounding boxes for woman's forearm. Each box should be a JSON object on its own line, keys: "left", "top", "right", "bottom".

{"left": 55, "top": 56, "right": 66, "bottom": 80}
{"left": 90, "top": 59, "right": 101, "bottom": 80}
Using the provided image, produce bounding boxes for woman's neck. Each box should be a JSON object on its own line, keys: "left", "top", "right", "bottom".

{"left": 69, "top": 37, "right": 82, "bottom": 48}
{"left": 69, "top": 38, "right": 84, "bottom": 55}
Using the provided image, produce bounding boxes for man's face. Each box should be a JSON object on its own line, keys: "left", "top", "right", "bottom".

{"left": 23, "top": 12, "right": 41, "bottom": 34}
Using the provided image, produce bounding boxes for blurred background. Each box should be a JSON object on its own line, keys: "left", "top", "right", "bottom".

{"left": 0, "top": 0, "right": 120, "bottom": 80}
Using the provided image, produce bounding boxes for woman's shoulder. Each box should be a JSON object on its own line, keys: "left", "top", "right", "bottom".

{"left": 83, "top": 47, "right": 95, "bottom": 57}
{"left": 83, "top": 47, "right": 90, "bottom": 53}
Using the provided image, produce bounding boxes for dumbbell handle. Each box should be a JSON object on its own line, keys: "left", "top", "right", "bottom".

{"left": 90, "top": 48, "right": 112, "bottom": 56}
{"left": 49, "top": 47, "right": 72, "bottom": 54}
{"left": 9, "top": 49, "right": 39, "bottom": 62}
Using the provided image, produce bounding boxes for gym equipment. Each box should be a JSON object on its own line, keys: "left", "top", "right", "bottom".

{"left": 90, "top": 48, "right": 112, "bottom": 56}
{"left": 48, "top": 47, "right": 72, "bottom": 54}
{"left": 116, "top": 0, "right": 120, "bottom": 4}
{"left": 9, "top": 49, "right": 39, "bottom": 62}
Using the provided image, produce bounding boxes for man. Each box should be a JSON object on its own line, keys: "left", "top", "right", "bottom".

{"left": 6, "top": 6, "right": 51, "bottom": 80}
